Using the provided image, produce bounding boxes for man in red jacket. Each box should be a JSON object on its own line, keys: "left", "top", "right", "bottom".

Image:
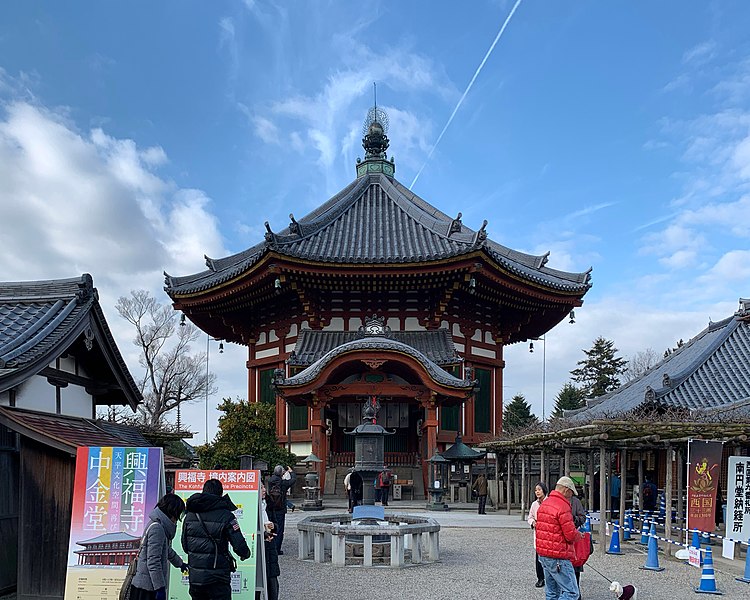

{"left": 535, "top": 476, "right": 583, "bottom": 600}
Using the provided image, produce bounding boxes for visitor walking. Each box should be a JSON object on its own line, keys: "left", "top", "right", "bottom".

{"left": 181, "top": 479, "right": 251, "bottom": 600}
{"left": 472, "top": 472, "right": 488, "bottom": 514}
{"left": 260, "top": 484, "right": 280, "bottom": 600}
{"left": 535, "top": 476, "right": 582, "bottom": 600}
{"left": 527, "top": 481, "right": 549, "bottom": 588}
{"left": 344, "top": 468, "right": 362, "bottom": 513}
{"left": 641, "top": 474, "right": 657, "bottom": 514}
{"left": 610, "top": 471, "right": 621, "bottom": 518}
{"left": 378, "top": 465, "right": 393, "bottom": 506}
{"left": 267, "top": 465, "right": 296, "bottom": 554}
{"left": 129, "top": 493, "right": 188, "bottom": 600}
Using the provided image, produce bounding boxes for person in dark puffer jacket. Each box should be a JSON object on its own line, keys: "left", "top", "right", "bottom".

{"left": 536, "top": 476, "right": 583, "bottom": 600}
{"left": 181, "top": 479, "right": 251, "bottom": 600}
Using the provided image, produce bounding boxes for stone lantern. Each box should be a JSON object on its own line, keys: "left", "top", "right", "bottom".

{"left": 426, "top": 450, "right": 449, "bottom": 511}
{"left": 345, "top": 396, "right": 394, "bottom": 505}
{"left": 301, "top": 452, "right": 323, "bottom": 511}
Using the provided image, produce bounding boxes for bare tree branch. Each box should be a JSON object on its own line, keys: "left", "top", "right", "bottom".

{"left": 115, "top": 290, "right": 217, "bottom": 428}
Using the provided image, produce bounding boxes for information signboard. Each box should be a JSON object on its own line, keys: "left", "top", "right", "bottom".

{"left": 726, "top": 456, "right": 750, "bottom": 542}
{"left": 169, "top": 469, "right": 265, "bottom": 600}
{"left": 64, "top": 446, "right": 165, "bottom": 600}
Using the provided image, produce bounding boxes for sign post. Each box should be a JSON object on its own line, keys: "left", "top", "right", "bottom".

{"left": 169, "top": 469, "right": 266, "bottom": 600}
{"left": 725, "top": 456, "right": 750, "bottom": 559}
{"left": 686, "top": 439, "right": 723, "bottom": 535}
{"left": 64, "top": 446, "right": 165, "bottom": 600}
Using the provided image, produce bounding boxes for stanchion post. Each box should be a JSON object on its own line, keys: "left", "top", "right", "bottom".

{"left": 619, "top": 447, "right": 626, "bottom": 527}
{"left": 506, "top": 453, "right": 512, "bottom": 515}
{"left": 520, "top": 453, "right": 527, "bottom": 521}
{"left": 665, "top": 443, "right": 673, "bottom": 557}
{"left": 599, "top": 446, "right": 607, "bottom": 549}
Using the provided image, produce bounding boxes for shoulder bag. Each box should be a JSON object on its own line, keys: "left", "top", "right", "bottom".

{"left": 196, "top": 513, "right": 237, "bottom": 572}
{"left": 119, "top": 521, "right": 157, "bottom": 600}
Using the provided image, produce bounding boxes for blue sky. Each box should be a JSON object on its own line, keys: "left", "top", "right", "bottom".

{"left": 2, "top": 1, "right": 750, "bottom": 439}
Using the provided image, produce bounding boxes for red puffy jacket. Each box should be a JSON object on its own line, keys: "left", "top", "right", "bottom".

{"left": 535, "top": 490, "right": 580, "bottom": 560}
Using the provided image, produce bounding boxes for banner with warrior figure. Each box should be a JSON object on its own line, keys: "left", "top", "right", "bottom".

{"left": 687, "top": 440, "right": 723, "bottom": 533}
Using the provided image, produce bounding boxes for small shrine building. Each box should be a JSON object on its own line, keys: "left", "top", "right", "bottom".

{"left": 165, "top": 108, "right": 592, "bottom": 492}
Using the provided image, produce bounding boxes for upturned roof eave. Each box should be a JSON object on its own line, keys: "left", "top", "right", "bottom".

{"left": 276, "top": 337, "right": 475, "bottom": 393}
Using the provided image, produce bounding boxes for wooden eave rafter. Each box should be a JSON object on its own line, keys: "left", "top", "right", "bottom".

{"left": 172, "top": 249, "right": 586, "bottom": 306}
{"left": 173, "top": 250, "right": 586, "bottom": 344}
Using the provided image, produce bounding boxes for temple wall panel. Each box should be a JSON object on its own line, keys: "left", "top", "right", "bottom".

{"left": 325, "top": 317, "right": 345, "bottom": 331}
{"left": 471, "top": 346, "right": 497, "bottom": 359}
{"left": 452, "top": 323, "right": 464, "bottom": 338}
{"left": 255, "top": 347, "right": 280, "bottom": 360}
{"left": 404, "top": 317, "right": 424, "bottom": 331}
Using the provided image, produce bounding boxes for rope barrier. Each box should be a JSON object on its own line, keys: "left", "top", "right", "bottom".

{"left": 599, "top": 517, "right": 749, "bottom": 548}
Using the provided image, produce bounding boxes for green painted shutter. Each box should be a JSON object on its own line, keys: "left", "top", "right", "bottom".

{"left": 259, "top": 368, "right": 276, "bottom": 404}
{"left": 289, "top": 404, "right": 308, "bottom": 430}
{"left": 474, "top": 367, "right": 491, "bottom": 433}
{"left": 441, "top": 365, "right": 461, "bottom": 430}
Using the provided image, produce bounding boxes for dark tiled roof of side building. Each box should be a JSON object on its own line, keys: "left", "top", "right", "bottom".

{"left": 0, "top": 274, "right": 141, "bottom": 409}
{"left": 568, "top": 304, "right": 750, "bottom": 419}
{"left": 165, "top": 173, "right": 592, "bottom": 296}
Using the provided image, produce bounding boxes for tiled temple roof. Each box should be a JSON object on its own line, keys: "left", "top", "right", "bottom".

{"left": 276, "top": 336, "right": 474, "bottom": 391}
{"left": 0, "top": 274, "right": 141, "bottom": 408}
{"left": 165, "top": 173, "right": 592, "bottom": 296}
{"left": 0, "top": 406, "right": 145, "bottom": 456}
{"left": 569, "top": 304, "right": 750, "bottom": 419}
{"left": 288, "top": 328, "right": 462, "bottom": 368}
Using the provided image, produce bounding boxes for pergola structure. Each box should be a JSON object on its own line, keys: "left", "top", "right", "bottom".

{"left": 487, "top": 300, "right": 750, "bottom": 550}
{"left": 488, "top": 417, "right": 750, "bottom": 549}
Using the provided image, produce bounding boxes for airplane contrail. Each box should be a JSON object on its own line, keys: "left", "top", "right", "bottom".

{"left": 409, "top": 0, "right": 524, "bottom": 190}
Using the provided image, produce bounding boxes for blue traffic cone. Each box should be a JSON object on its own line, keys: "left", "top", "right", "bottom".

{"left": 695, "top": 546, "right": 723, "bottom": 594}
{"left": 702, "top": 531, "right": 712, "bottom": 547}
{"left": 606, "top": 521, "right": 624, "bottom": 555}
{"left": 639, "top": 517, "right": 650, "bottom": 545}
{"left": 691, "top": 530, "right": 703, "bottom": 566}
{"left": 623, "top": 511, "right": 633, "bottom": 541}
{"left": 737, "top": 537, "right": 750, "bottom": 583}
{"left": 641, "top": 522, "right": 665, "bottom": 571}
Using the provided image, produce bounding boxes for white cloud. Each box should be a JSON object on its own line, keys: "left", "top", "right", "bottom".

{"left": 682, "top": 41, "right": 716, "bottom": 65}
{"left": 251, "top": 115, "right": 280, "bottom": 144}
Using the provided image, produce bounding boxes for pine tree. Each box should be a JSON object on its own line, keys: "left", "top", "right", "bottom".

{"left": 551, "top": 383, "right": 585, "bottom": 418}
{"left": 503, "top": 393, "right": 538, "bottom": 432}
{"left": 570, "top": 336, "right": 628, "bottom": 399}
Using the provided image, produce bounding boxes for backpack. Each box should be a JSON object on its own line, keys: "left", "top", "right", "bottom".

{"left": 268, "top": 482, "right": 284, "bottom": 511}
{"left": 381, "top": 471, "right": 392, "bottom": 486}
{"left": 643, "top": 483, "right": 654, "bottom": 499}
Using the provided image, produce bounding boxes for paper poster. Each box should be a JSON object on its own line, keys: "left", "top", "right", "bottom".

{"left": 64, "top": 446, "right": 165, "bottom": 600}
{"left": 169, "top": 470, "right": 261, "bottom": 600}
{"left": 726, "top": 456, "right": 750, "bottom": 544}
{"left": 722, "top": 538, "right": 735, "bottom": 560}
{"left": 687, "top": 440, "right": 723, "bottom": 533}
{"left": 688, "top": 546, "right": 701, "bottom": 568}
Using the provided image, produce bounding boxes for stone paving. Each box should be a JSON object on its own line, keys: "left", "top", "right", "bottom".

{"left": 280, "top": 507, "right": 749, "bottom": 599}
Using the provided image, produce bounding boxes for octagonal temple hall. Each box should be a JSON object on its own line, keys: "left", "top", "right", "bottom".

{"left": 164, "top": 107, "right": 592, "bottom": 494}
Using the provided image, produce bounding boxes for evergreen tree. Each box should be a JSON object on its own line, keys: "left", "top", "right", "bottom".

{"left": 551, "top": 383, "right": 585, "bottom": 418}
{"left": 503, "top": 393, "right": 538, "bottom": 432}
{"left": 197, "top": 397, "right": 296, "bottom": 469}
{"left": 570, "top": 336, "right": 628, "bottom": 399}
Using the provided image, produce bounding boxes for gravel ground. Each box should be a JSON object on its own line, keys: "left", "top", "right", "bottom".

{"left": 279, "top": 511, "right": 748, "bottom": 600}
